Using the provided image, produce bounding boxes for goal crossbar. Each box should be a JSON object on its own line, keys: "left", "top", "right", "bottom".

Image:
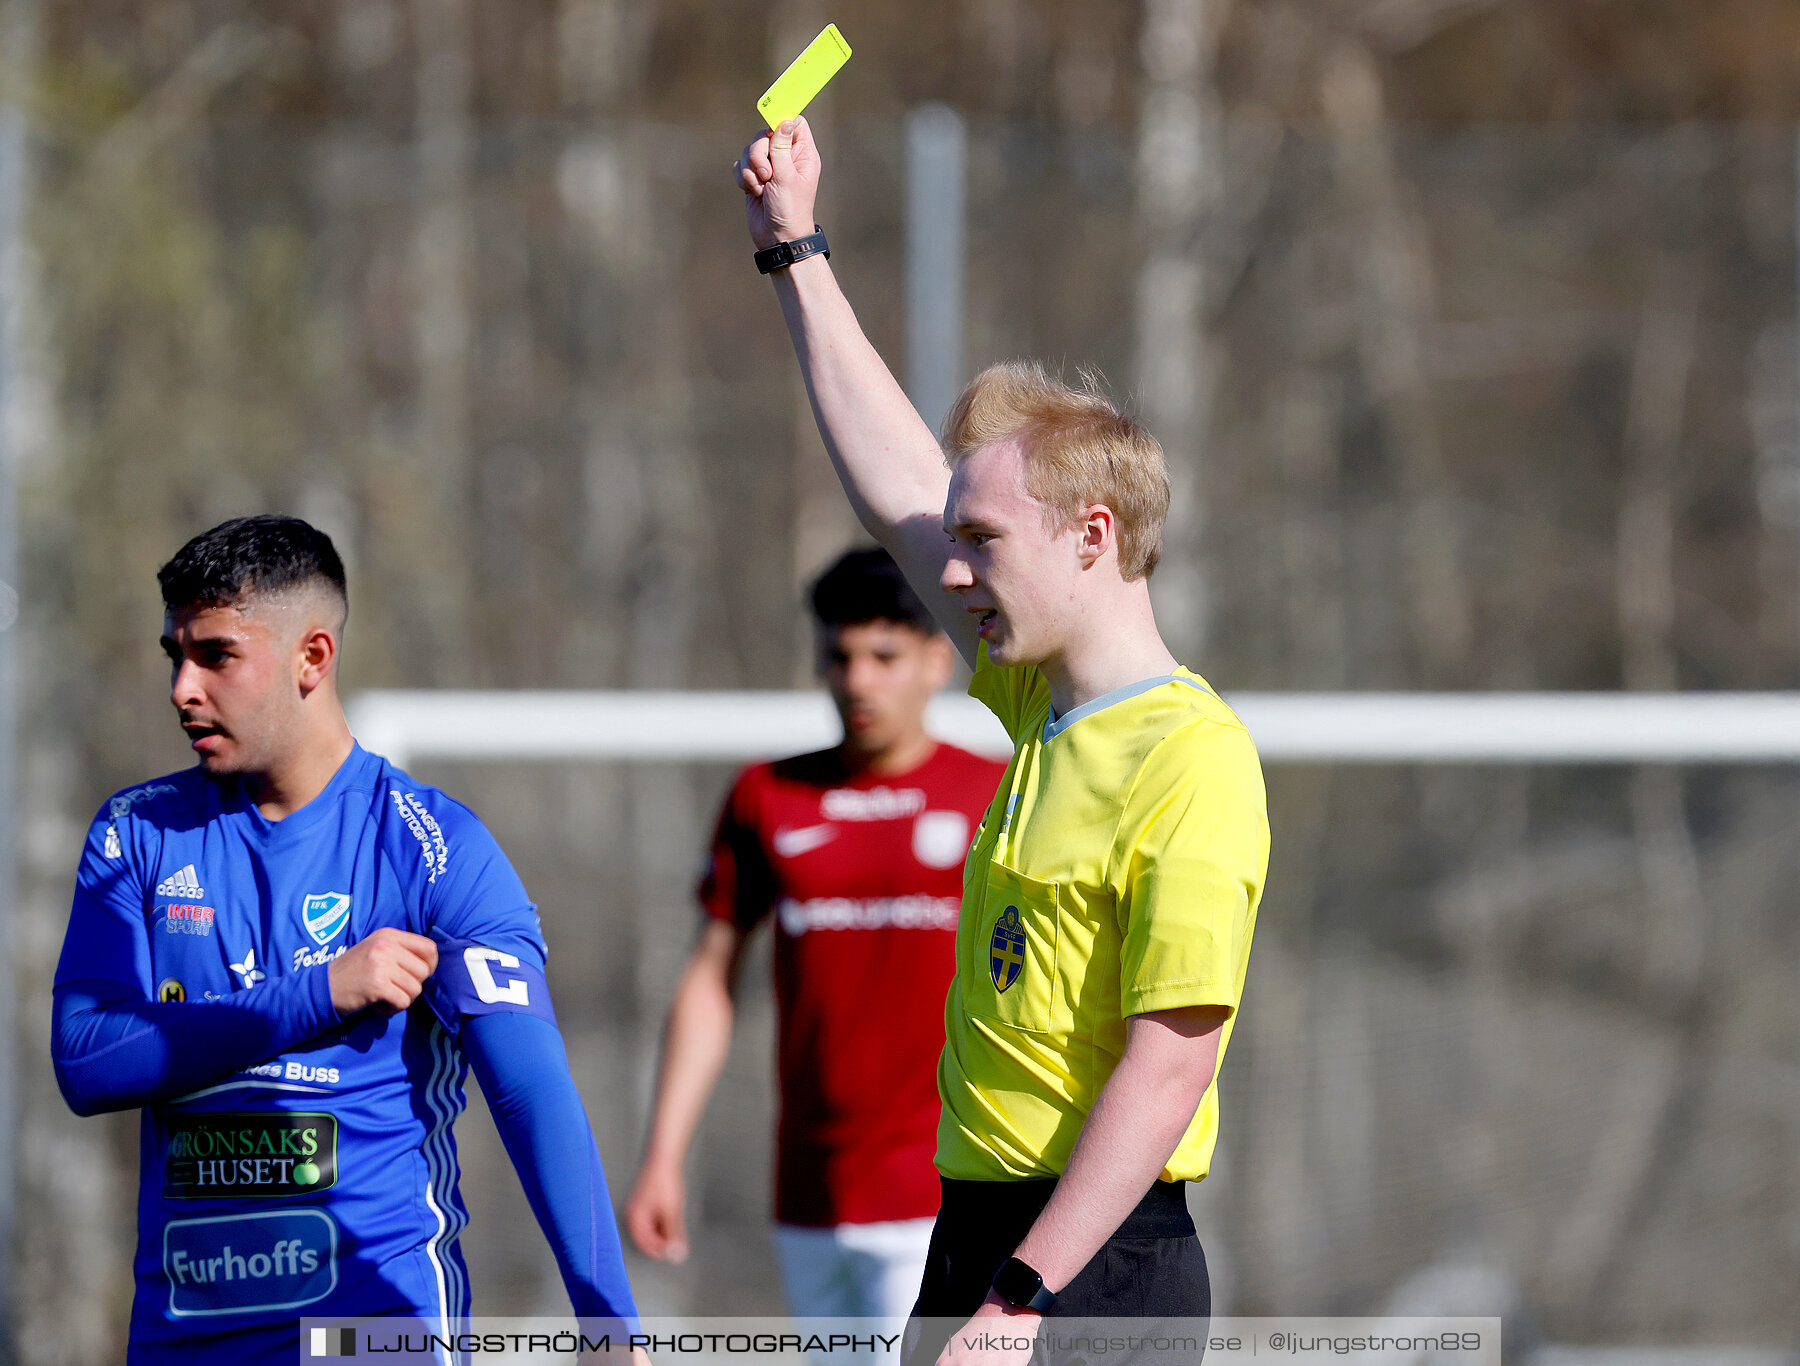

{"left": 345, "top": 690, "right": 1800, "bottom": 767}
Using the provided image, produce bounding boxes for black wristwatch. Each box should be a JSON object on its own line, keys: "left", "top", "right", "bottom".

{"left": 755, "top": 225, "right": 830, "bottom": 274}
{"left": 991, "top": 1256, "right": 1057, "bottom": 1313}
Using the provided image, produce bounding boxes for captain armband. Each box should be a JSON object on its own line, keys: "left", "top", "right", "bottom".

{"left": 423, "top": 938, "right": 559, "bottom": 1034}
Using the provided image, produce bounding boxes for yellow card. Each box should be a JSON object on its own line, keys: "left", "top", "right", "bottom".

{"left": 758, "top": 24, "right": 852, "bottom": 129}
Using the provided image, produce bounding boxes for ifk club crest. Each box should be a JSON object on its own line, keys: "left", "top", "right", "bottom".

{"left": 989, "top": 905, "right": 1025, "bottom": 993}
{"left": 301, "top": 893, "right": 352, "bottom": 946}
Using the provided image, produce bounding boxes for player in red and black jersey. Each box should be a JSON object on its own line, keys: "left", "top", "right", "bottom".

{"left": 626, "top": 549, "right": 1004, "bottom": 1330}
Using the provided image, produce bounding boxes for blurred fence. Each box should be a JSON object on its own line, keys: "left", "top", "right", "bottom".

{"left": 8, "top": 100, "right": 1800, "bottom": 1361}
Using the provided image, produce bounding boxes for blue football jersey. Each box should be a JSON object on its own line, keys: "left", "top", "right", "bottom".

{"left": 55, "top": 745, "right": 559, "bottom": 1363}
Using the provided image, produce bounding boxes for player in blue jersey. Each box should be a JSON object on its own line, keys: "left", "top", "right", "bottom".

{"left": 50, "top": 515, "right": 641, "bottom": 1363}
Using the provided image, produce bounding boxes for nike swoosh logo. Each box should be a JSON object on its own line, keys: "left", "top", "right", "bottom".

{"left": 773, "top": 824, "right": 837, "bottom": 858}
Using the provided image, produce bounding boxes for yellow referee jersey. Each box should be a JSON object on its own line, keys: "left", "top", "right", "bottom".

{"left": 935, "top": 645, "right": 1269, "bottom": 1183}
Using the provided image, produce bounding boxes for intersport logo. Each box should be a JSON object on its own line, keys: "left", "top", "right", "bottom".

{"left": 164, "top": 904, "right": 216, "bottom": 937}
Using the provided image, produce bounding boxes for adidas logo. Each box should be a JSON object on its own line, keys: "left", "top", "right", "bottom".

{"left": 155, "top": 865, "right": 204, "bottom": 898}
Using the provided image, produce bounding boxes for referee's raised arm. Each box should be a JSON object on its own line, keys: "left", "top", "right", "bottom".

{"left": 735, "top": 118, "right": 976, "bottom": 665}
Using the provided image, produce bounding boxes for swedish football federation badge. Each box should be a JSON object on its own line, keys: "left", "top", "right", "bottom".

{"left": 301, "top": 892, "right": 352, "bottom": 946}
{"left": 989, "top": 905, "right": 1025, "bottom": 993}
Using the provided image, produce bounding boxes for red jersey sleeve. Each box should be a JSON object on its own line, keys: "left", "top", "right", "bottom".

{"left": 697, "top": 766, "right": 779, "bottom": 931}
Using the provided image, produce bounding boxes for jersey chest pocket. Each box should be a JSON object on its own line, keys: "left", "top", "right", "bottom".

{"left": 964, "top": 858, "right": 1063, "bottom": 1034}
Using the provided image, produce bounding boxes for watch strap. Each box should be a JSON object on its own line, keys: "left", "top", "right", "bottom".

{"left": 755, "top": 225, "right": 830, "bottom": 274}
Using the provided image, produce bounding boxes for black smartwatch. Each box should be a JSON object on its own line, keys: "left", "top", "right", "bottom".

{"left": 991, "top": 1256, "right": 1057, "bottom": 1313}
{"left": 755, "top": 225, "right": 830, "bottom": 274}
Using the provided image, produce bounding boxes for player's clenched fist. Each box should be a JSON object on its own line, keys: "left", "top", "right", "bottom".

{"left": 328, "top": 927, "right": 438, "bottom": 1015}
{"left": 735, "top": 115, "right": 821, "bottom": 250}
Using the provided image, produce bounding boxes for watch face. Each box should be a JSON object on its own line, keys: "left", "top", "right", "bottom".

{"left": 993, "top": 1257, "right": 1045, "bottom": 1306}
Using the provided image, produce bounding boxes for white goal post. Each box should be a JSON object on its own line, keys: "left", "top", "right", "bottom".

{"left": 345, "top": 690, "right": 1800, "bottom": 767}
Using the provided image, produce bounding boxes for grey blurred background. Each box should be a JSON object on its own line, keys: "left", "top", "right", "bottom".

{"left": 2, "top": 0, "right": 1799, "bottom": 1361}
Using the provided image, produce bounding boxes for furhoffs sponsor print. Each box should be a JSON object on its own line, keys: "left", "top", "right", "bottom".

{"left": 162, "top": 1209, "right": 338, "bottom": 1316}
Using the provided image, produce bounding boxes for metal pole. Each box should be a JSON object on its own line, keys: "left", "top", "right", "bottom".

{"left": 0, "top": 1, "right": 36, "bottom": 1354}
{"left": 905, "top": 103, "right": 966, "bottom": 437}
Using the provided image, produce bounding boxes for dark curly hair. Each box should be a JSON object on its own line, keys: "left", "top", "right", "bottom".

{"left": 808, "top": 547, "right": 938, "bottom": 634}
{"left": 158, "top": 515, "right": 347, "bottom": 622}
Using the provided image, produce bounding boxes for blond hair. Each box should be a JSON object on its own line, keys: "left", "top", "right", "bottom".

{"left": 941, "top": 362, "right": 1170, "bottom": 580}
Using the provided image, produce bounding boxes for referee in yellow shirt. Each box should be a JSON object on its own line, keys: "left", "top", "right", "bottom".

{"left": 734, "top": 119, "right": 1269, "bottom": 1366}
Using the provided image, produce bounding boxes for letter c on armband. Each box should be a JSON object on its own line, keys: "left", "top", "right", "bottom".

{"left": 463, "top": 946, "right": 530, "bottom": 1006}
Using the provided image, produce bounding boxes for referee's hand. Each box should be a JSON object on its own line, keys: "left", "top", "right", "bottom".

{"left": 734, "top": 116, "right": 821, "bottom": 252}
{"left": 327, "top": 927, "right": 438, "bottom": 1015}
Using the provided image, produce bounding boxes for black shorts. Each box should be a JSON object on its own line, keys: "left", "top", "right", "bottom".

{"left": 904, "top": 1177, "right": 1210, "bottom": 1365}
